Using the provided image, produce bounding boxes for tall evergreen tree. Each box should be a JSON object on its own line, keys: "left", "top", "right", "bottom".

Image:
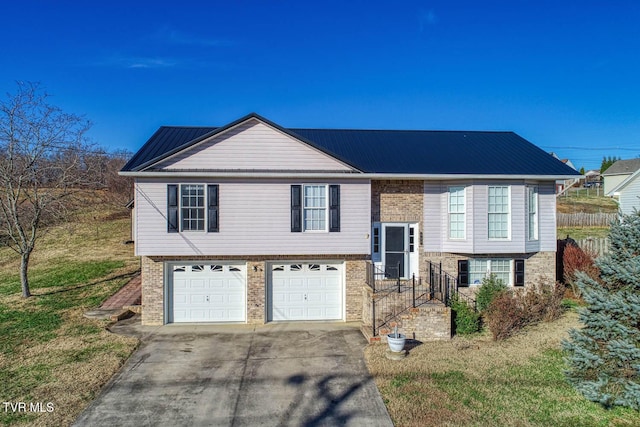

{"left": 563, "top": 212, "right": 640, "bottom": 409}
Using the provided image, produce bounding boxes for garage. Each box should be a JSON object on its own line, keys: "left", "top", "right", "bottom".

{"left": 268, "top": 262, "right": 343, "bottom": 321}
{"left": 170, "top": 263, "right": 246, "bottom": 323}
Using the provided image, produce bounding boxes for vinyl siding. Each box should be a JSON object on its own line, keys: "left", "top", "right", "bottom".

{"left": 619, "top": 175, "right": 640, "bottom": 216}
{"left": 156, "top": 119, "right": 354, "bottom": 172}
{"left": 423, "top": 180, "right": 557, "bottom": 254}
{"left": 134, "top": 177, "right": 370, "bottom": 256}
{"left": 423, "top": 182, "right": 443, "bottom": 252}
{"left": 604, "top": 174, "right": 630, "bottom": 195}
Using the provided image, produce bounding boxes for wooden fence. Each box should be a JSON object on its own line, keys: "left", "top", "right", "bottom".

{"left": 557, "top": 212, "right": 617, "bottom": 227}
{"left": 575, "top": 237, "right": 610, "bottom": 257}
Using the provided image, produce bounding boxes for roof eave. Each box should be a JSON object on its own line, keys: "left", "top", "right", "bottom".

{"left": 119, "top": 171, "right": 580, "bottom": 180}
{"left": 132, "top": 113, "right": 364, "bottom": 173}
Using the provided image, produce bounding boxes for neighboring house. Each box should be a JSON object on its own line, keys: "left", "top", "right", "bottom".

{"left": 549, "top": 153, "right": 579, "bottom": 194}
{"left": 584, "top": 169, "right": 601, "bottom": 187}
{"left": 608, "top": 168, "right": 640, "bottom": 215}
{"left": 603, "top": 158, "right": 640, "bottom": 195}
{"left": 120, "top": 113, "right": 579, "bottom": 328}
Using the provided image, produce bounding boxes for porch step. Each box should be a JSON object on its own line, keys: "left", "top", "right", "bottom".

{"left": 360, "top": 324, "right": 381, "bottom": 344}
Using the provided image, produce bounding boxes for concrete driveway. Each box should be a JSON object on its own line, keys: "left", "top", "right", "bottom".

{"left": 74, "top": 320, "right": 393, "bottom": 427}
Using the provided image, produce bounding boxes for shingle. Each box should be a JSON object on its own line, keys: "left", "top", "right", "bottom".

{"left": 602, "top": 158, "right": 640, "bottom": 175}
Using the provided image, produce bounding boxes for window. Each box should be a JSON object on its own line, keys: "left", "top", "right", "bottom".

{"left": 528, "top": 186, "right": 538, "bottom": 240}
{"left": 469, "top": 259, "right": 511, "bottom": 285}
{"left": 448, "top": 186, "right": 465, "bottom": 239}
{"left": 291, "top": 184, "right": 339, "bottom": 233}
{"left": 303, "top": 185, "right": 327, "bottom": 231}
{"left": 167, "top": 184, "right": 218, "bottom": 233}
{"left": 488, "top": 186, "right": 510, "bottom": 239}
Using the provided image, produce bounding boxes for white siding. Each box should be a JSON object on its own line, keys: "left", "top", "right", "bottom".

{"left": 619, "top": 175, "right": 640, "bottom": 216}
{"left": 423, "top": 182, "right": 443, "bottom": 252}
{"left": 156, "top": 120, "right": 354, "bottom": 172}
{"left": 537, "top": 182, "right": 557, "bottom": 252}
{"left": 604, "top": 174, "right": 630, "bottom": 195}
{"left": 423, "top": 180, "right": 557, "bottom": 254}
{"left": 134, "top": 178, "right": 370, "bottom": 256}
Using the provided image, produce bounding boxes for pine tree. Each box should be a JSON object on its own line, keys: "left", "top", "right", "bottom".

{"left": 563, "top": 212, "right": 640, "bottom": 409}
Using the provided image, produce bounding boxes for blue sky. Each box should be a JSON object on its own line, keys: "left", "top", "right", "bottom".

{"left": 2, "top": 0, "right": 639, "bottom": 171}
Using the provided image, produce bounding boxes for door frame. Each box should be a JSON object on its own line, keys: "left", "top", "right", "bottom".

{"left": 374, "top": 222, "right": 419, "bottom": 280}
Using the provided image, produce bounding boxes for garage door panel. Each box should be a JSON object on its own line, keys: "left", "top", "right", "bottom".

{"left": 269, "top": 263, "right": 343, "bottom": 321}
{"left": 172, "top": 263, "right": 246, "bottom": 323}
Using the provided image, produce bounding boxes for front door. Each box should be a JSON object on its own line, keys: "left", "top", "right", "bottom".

{"left": 383, "top": 224, "right": 408, "bottom": 279}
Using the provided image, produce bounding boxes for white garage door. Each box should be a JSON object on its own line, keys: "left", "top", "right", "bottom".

{"left": 171, "top": 263, "right": 246, "bottom": 323}
{"left": 269, "top": 262, "right": 343, "bottom": 321}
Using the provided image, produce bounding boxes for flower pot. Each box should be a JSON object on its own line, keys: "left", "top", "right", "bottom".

{"left": 387, "top": 333, "right": 406, "bottom": 352}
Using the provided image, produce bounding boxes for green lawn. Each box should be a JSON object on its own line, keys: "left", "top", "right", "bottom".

{"left": 365, "top": 312, "right": 640, "bottom": 426}
{"left": 0, "top": 208, "right": 139, "bottom": 427}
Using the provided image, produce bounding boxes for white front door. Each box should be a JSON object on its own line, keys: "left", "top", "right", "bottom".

{"left": 374, "top": 223, "right": 419, "bottom": 279}
{"left": 170, "top": 263, "right": 246, "bottom": 323}
{"left": 268, "top": 262, "right": 343, "bottom": 321}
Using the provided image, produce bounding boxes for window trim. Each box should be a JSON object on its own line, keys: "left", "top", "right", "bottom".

{"left": 302, "top": 184, "right": 329, "bottom": 233}
{"left": 180, "top": 183, "right": 206, "bottom": 232}
{"left": 527, "top": 185, "right": 539, "bottom": 241}
{"left": 468, "top": 258, "right": 513, "bottom": 286}
{"left": 487, "top": 185, "right": 511, "bottom": 240}
{"left": 448, "top": 186, "right": 466, "bottom": 240}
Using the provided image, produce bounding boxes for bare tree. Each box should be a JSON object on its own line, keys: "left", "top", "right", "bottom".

{"left": 0, "top": 82, "right": 93, "bottom": 297}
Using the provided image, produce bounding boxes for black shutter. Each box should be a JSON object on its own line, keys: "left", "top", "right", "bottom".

{"left": 207, "top": 184, "right": 219, "bottom": 232}
{"left": 167, "top": 185, "right": 179, "bottom": 233}
{"left": 458, "top": 260, "right": 469, "bottom": 287}
{"left": 329, "top": 185, "right": 340, "bottom": 232}
{"left": 291, "top": 185, "right": 302, "bottom": 232}
{"left": 514, "top": 259, "right": 525, "bottom": 286}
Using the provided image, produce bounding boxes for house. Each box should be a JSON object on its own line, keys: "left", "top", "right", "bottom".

{"left": 549, "top": 153, "right": 579, "bottom": 194}
{"left": 603, "top": 158, "right": 640, "bottom": 195}
{"left": 607, "top": 168, "right": 640, "bottom": 215}
{"left": 120, "top": 113, "right": 579, "bottom": 334}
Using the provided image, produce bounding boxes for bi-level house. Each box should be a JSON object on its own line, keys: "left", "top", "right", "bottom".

{"left": 120, "top": 113, "right": 579, "bottom": 337}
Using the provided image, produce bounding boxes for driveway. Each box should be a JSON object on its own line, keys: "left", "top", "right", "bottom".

{"left": 73, "top": 320, "right": 393, "bottom": 427}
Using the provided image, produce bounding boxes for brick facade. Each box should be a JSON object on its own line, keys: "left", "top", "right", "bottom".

{"left": 371, "top": 180, "right": 424, "bottom": 223}
{"left": 139, "top": 255, "right": 367, "bottom": 326}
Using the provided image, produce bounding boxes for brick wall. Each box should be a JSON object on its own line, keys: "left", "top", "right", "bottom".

{"left": 141, "top": 256, "right": 164, "bottom": 326}
{"left": 139, "top": 255, "right": 367, "bottom": 325}
{"left": 372, "top": 180, "right": 424, "bottom": 223}
{"left": 421, "top": 251, "right": 557, "bottom": 299}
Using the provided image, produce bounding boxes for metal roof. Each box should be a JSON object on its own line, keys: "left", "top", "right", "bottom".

{"left": 121, "top": 113, "right": 580, "bottom": 176}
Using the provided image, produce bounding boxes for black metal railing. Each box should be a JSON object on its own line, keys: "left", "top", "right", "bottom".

{"left": 366, "top": 261, "right": 477, "bottom": 337}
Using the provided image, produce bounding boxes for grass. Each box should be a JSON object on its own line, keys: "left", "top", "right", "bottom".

{"left": 365, "top": 312, "right": 640, "bottom": 426}
{"left": 556, "top": 187, "right": 618, "bottom": 214}
{"left": 557, "top": 226, "right": 611, "bottom": 240}
{"left": 0, "top": 203, "right": 139, "bottom": 427}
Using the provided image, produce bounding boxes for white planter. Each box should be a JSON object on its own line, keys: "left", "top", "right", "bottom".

{"left": 387, "top": 333, "right": 406, "bottom": 352}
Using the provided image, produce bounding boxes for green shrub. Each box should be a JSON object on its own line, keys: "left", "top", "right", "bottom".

{"left": 451, "top": 293, "right": 480, "bottom": 335}
{"left": 476, "top": 274, "right": 507, "bottom": 312}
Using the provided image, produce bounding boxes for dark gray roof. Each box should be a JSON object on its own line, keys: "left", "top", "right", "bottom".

{"left": 602, "top": 158, "right": 640, "bottom": 176}
{"left": 121, "top": 113, "right": 579, "bottom": 176}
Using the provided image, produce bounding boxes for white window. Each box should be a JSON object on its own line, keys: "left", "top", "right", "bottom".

{"left": 303, "top": 185, "right": 327, "bottom": 231}
{"left": 528, "top": 186, "right": 538, "bottom": 240}
{"left": 488, "top": 186, "right": 510, "bottom": 239}
{"left": 448, "top": 186, "right": 466, "bottom": 239}
{"left": 469, "top": 258, "right": 512, "bottom": 285}
{"left": 181, "top": 184, "right": 205, "bottom": 231}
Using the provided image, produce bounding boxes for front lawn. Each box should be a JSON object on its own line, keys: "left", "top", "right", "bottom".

{"left": 365, "top": 312, "right": 640, "bottom": 426}
{"left": 0, "top": 208, "right": 139, "bottom": 426}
